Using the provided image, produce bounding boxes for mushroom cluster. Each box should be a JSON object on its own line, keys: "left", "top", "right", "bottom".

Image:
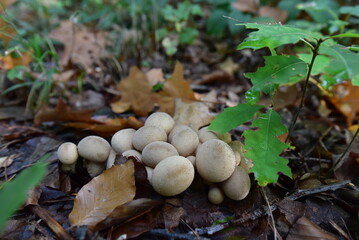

{"left": 56, "top": 112, "right": 252, "bottom": 203}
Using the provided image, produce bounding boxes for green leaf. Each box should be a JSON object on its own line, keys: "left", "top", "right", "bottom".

{"left": 331, "top": 32, "right": 359, "bottom": 39}
{"left": 320, "top": 44, "right": 359, "bottom": 86}
{"left": 297, "top": 54, "right": 330, "bottom": 75}
{"left": 348, "top": 45, "right": 359, "bottom": 52}
{"left": 236, "top": 23, "right": 326, "bottom": 54}
{"left": 208, "top": 104, "right": 263, "bottom": 134}
{"left": 179, "top": 27, "right": 198, "bottom": 44}
{"left": 340, "top": 6, "right": 359, "bottom": 17}
{"left": 245, "top": 56, "right": 308, "bottom": 93}
{"left": 243, "top": 109, "right": 291, "bottom": 186}
{"left": 0, "top": 154, "right": 49, "bottom": 231}
{"left": 206, "top": 9, "right": 227, "bottom": 38}
{"left": 297, "top": 0, "right": 339, "bottom": 24}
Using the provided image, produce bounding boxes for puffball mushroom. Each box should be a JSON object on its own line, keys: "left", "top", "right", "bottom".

{"left": 57, "top": 142, "right": 78, "bottom": 173}
{"left": 145, "top": 166, "right": 153, "bottom": 183}
{"left": 111, "top": 128, "right": 136, "bottom": 154}
{"left": 168, "top": 124, "right": 192, "bottom": 142}
{"left": 196, "top": 139, "right": 236, "bottom": 183}
{"left": 122, "top": 149, "right": 142, "bottom": 162}
{"left": 83, "top": 160, "right": 106, "bottom": 178}
{"left": 221, "top": 166, "right": 251, "bottom": 201}
{"left": 187, "top": 156, "right": 196, "bottom": 166}
{"left": 142, "top": 141, "right": 179, "bottom": 168}
{"left": 77, "top": 136, "right": 111, "bottom": 163}
{"left": 171, "top": 128, "right": 199, "bottom": 156}
{"left": 198, "top": 126, "right": 218, "bottom": 143}
{"left": 144, "top": 112, "right": 175, "bottom": 134}
{"left": 151, "top": 156, "right": 194, "bottom": 196}
{"left": 208, "top": 186, "right": 224, "bottom": 204}
{"left": 106, "top": 149, "right": 117, "bottom": 169}
{"left": 228, "top": 141, "right": 244, "bottom": 166}
{"left": 132, "top": 126, "right": 167, "bottom": 151}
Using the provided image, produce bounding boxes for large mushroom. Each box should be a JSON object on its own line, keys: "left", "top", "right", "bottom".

{"left": 132, "top": 126, "right": 167, "bottom": 151}
{"left": 221, "top": 166, "right": 251, "bottom": 200}
{"left": 142, "top": 141, "right": 179, "bottom": 168}
{"left": 144, "top": 112, "right": 175, "bottom": 134}
{"left": 111, "top": 128, "right": 136, "bottom": 154}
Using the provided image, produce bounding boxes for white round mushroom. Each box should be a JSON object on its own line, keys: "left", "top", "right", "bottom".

{"left": 77, "top": 136, "right": 111, "bottom": 163}
{"left": 208, "top": 186, "right": 224, "bottom": 204}
{"left": 84, "top": 160, "right": 106, "bottom": 178}
{"left": 142, "top": 141, "right": 179, "bottom": 168}
{"left": 168, "top": 124, "right": 192, "bottom": 142}
{"left": 171, "top": 128, "right": 199, "bottom": 156}
{"left": 195, "top": 139, "right": 236, "bottom": 183}
{"left": 228, "top": 141, "right": 244, "bottom": 166}
{"left": 151, "top": 156, "right": 194, "bottom": 196}
{"left": 122, "top": 149, "right": 142, "bottom": 162}
{"left": 111, "top": 128, "right": 136, "bottom": 154}
{"left": 57, "top": 142, "right": 78, "bottom": 165}
{"left": 145, "top": 166, "right": 153, "bottom": 183}
{"left": 221, "top": 166, "right": 251, "bottom": 200}
{"left": 144, "top": 112, "right": 175, "bottom": 134}
{"left": 186, "top": 156, "right": 196, "bottom": 166}
{"left": 198, "top": 126, "right": 218, "bottom": 143}
{"left": 132, "top": 126, "right": 167, "bottom": 151}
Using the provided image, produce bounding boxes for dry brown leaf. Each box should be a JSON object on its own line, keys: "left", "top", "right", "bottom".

{"left": 111, "top": 66, "right": 157, "bottom": 116}
{"left": 0, "top": 1, "right": 16, "bottom": 46}
{"left": 0, "top": 52, "right": 32, "bottom": 70}
{"left": 232, "top": 0, "right": 258, "bottom": 14}
{"left": 93, "top": 198, "right": 162, "bottom": 231}
{"left": 259, "top": 6, "right": 288, "bottom": 23}
{"left": 49, "top": 21, "right": 107, "bottom": 72}
{"left": 34, "top": 99, "right": 98, "bottom": 125}
{"left": 0, "top": 154, "right": 17, "bottom": 168}
{"left": 219, "top": 57, "right": 239, "bottom": 77}
{"left": 146, "top": 68, "right": 165, "bottom": 86}
{"left": 327, "top": 81, "right": 359, "bottom": 126}
{"left": 287, "top": 216, "right": 337, "bottom": 240}
{"left": 65, "top": 116, "right": 143, "bottom": 137}
{"left": 69, "top": 161, "right": 136, "bottom": 227}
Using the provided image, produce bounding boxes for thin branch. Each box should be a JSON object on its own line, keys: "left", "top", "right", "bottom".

{"left": 286, "top": 38, "right": 324, "bottom": 143}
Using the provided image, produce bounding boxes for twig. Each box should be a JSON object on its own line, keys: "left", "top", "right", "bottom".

{"left": 148, "top": 228, "right": 209, "bottom": 240}
{"left": 286, "top": 156, "right": 332, "bottom": 163}
{"left": 286, "top": 38, "right": 324, "bottom": 143}
{"left": 193, "top": 180, "right": 351, "bottom": 236}
{"left": 331, "top": 126, "right": 359, "bottom": 171}
{"left": 261, "top": 187, "right": 278, "bottom": 240}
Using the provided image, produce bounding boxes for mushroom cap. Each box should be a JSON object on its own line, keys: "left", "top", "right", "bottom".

{"left": 171, "top": 128, "right": 199, "bottom": 156}
{"left": 240, "top": 157, "right": 254, "bottom": 173}
{"left": 195, "top": 139, "right": 236, "bottom": 182}
{"left": 106, "top": 149, "right": 117, "bottom": 169}
{"left": 111, "top": 128, "right": 136, "bottom": 154}
{"left": 208, "top": 186, "right": 224, "bottom": 204}
{"left": 168, "top": 124, "right": 192, "bottom": 142}
{"left": 57, "top": 142, "right": 78, "bottom": 164}
{"left": 151, "top": 156, "right": 194, "bottom": 196}
{"left": 186, "top": 156, "right": 196, "bottom": 166}
{"left": 221, "top": 166, "right": 251, "bottom": 200}
{"left": 142, "top": 141, "right": 179, "bottom": 168}
{"left": 228, "top": 141, "right": 244, "bottom": 166}
{"left": 122, "top": 149, "right": 142, "bottom": 162}
{"left": 144, "top": 112, "right": 175, "bottom": 134}
{"left": 132, "top": 126, "right": 167, "bottom": 151}
{"left": 198, "top": 126, "right": 219, "bottom": 143}
{"left": 78, "top": 136, "right": 111, "bottom": 163}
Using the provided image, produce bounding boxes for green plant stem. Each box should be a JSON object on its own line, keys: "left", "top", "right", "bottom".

{"left": 330, "top": 126, "right": 359, "bottom": 171}
{"left": 286, "top": 38, "right": 324, "bottom": 143}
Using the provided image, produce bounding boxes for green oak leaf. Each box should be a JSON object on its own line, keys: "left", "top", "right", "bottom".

{"left": 245, "top": 55, "right": 308, "bottom": 93}
{"left": 208, "top": 104, "right": 264, "bottom": 134}
{"left": 320, "top": 44, "right": 359, "bottom": 86}
{"left": 297, "top": 53, "right": 330, "bottom": 75}
{"left": 243, "top": 109, "right": 291, "bottom": 186}
{"left": 236, "top": 23, "right": 328, "bottom": 54}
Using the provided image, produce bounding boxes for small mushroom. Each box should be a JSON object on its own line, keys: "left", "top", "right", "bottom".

{"left": 122, "top": 149, "right": 142, "bottom": 162}
{"left": 144, "top": 112, "right": 175, "bottom": 134}
{"left": 221, "top": 166, "right": 251, "bottom": 201}
{"left": 151, "top": 156, "right": 194, "bottom": 196}
{"left": 168, "top": 124, "right": 192, "bottom": 142}
{"left": 77, "top": 136, "right": 111, "bottom": 163}
{"left": 195, "top": 139, "right": 236, "bottom": 183}
{"left": 142, "top": 141, "right": 179, "bottom": 168}
{"left": 132, "top": 126, "right": 167, "bottom": 151}
{"left": 228, "top": 141, "right": 245, "bottom": 166}
{"left": 111, "top": 128, "right": 136, "bottom": 154}
{"left": 186, "top": 156, "right": 196, "bottom": 166}
{"left": 57, "top": 142, "right": 78, "bottom": 173}
{"left": 198, "top": 126, "right": 218, "bottom": 143}
{"left": 171, "top": 128, "right": 199, "bottom": 156}
{"left": 145, "top": 166, "right": 153, "bottom": 183}
{"left": 208, "top": 186, "right": 224, "bottom": 204}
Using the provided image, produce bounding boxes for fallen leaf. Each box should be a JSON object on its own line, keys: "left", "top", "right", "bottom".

{"left": 49, "top": 21, "right": 107, "bottom": 73}
{"left": 277, "top": 199, "right": 305, "bottom": 225}
{"left": 0, "top": 1, "right": 16, "bottom": 46}
{"left": 272, "top": 85, "right": 299, "bottom": 111}
{"left": 34, "top": 99, "right": 98, "bottom": 126}
{"left": 93, "top": 198, "right": 162, "bottom": 231}
{"left": 173, "top": 98, "right": 214, "bottom": 131}
{"left": 287, "top": 216, "right": 337, "bottom": 240}
{"left": 69, "top": 160, "right": 136, "bottom": 227}
{"left": 146, "top": 68, "right": 165, "bottom": 86}
{"left": 334, "top": 152, "right": 359, "bottom": 181}
{"left": 327, "top": 81, "right": 359, "bottom": 126}
{"left": 163, "top": 198, "right": 185, "bottom": 230}
{"left": 0, "top": 52, "right": 32, "bottom": 70}
{"left": 219, "top": 57, "right": 239, "bottom": 77}
{"left": 259, "top": 6, "right": 288, "bottom": 23}
{"left": 232, "top": 0, "right": 258, "bottom": 14}
{"left": 111, "top": 66, "right": 157, "bottom": 116}
{"left": 0, "top": 154, "right": 18, "bottom": 168}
